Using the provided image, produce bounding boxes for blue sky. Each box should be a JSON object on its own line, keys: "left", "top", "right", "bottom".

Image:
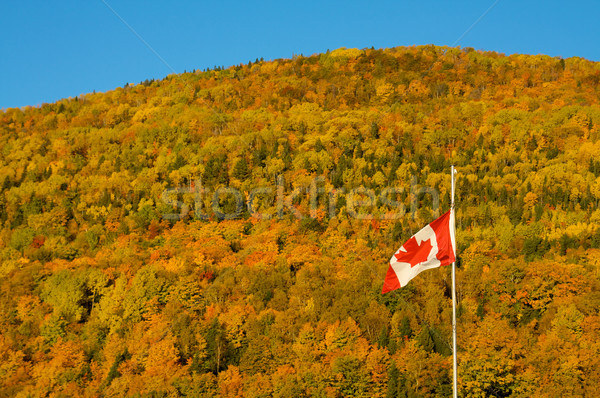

{"left": 1, "top": 0, "right": 599, "bottom": 109}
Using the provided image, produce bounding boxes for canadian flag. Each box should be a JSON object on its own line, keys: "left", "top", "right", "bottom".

{"left": 382, "top": 209, "right": 456, "bottom": 293}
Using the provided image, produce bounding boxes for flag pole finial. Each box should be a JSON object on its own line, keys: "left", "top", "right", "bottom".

{"left": 451, "top": 165, "right": 456, "bottom": 209}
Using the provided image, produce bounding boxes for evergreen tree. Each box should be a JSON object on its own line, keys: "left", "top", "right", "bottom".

{"left": 233, "top": 158, "right": 251, "bottom": 181}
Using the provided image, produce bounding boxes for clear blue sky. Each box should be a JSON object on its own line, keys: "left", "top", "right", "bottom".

{"left": 1, "top": 1, "right": 599, "bottom": 109}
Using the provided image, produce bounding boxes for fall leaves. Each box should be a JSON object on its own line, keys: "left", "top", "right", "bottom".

{"left": 2, "top": 44, "right": 600, "bottom": 396}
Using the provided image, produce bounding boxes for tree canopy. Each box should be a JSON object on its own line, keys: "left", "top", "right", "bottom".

{"left": 1, "top": 45, "right": 600, "bottom": 397}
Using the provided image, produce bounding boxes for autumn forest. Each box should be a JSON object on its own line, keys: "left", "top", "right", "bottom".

{"left": 1, "top": 45, "right": 600, "bottom": 397}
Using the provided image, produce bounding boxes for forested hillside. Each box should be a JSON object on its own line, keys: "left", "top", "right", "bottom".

{"left": 1, "top": 45, "right": 600, "bottom": 397}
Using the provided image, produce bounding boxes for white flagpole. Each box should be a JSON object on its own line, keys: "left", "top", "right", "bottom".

{"left": 451, "top": 165, "right": 458, "bottom": 398}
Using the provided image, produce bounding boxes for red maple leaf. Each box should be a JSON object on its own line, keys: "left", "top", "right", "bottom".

{"left": 394, "top": 236, "right": 433, "bottom": 267}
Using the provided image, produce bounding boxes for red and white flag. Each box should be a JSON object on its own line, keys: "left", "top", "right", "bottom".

{"left": 382, "top": 209, "right": 456, "bottom": 293}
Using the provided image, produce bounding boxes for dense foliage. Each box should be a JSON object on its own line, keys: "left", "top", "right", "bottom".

{"left": 1, "top": 45, "right": 600, "bottom": 397}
